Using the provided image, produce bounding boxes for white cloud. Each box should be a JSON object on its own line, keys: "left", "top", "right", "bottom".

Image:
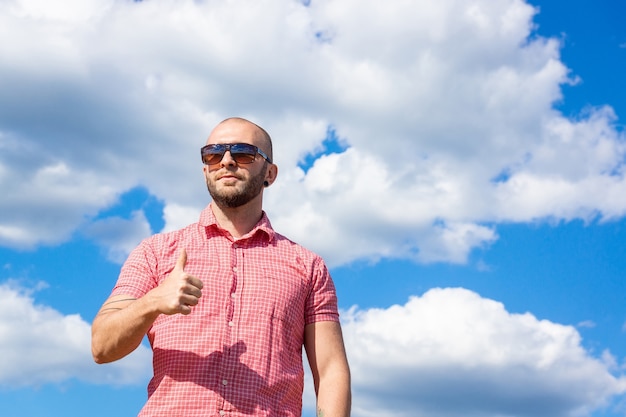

{"left": 82, "top": 209, "right": 153, "bottom": 263}
{"left": 0, "top": 282, "right": 152, "bottom": 387}
{"left": 2, "top": 280, "right": 625, "bottom": 417}
{"left": 0, "top": 0, "right": 624, "bottom": 266}
{"left": 161, "top": 202, "right": 205, "bottom": 233}
{"left": 341, "top": 288, "right": 626, "bottom": 417}
{"left": 8, "top": 0, "right": 112, "bottom": 22}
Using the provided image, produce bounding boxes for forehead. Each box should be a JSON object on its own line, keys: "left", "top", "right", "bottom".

{"left": 206, "top": 120, "right": 263, "bottom": 147}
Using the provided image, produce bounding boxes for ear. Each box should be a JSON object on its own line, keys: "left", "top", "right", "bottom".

{"left": 264, "top": 163, "right": 278, "bottom": 187}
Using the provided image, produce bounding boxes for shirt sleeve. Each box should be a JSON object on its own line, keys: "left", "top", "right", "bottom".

{"left": 304, "top": 256, "right": 340, "bottom": 325}
{"left": 110, "top": 238, "right": 160, "bottom": 299}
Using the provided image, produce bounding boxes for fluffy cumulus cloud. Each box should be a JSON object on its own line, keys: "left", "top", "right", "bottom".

{"left": 0, "top": 0, "right": 625, "bottom": 266}
{"left": 0, "top": 282, "right": 152, "bottom": 387}
{"left": 341, "top": 288, "right": 626, "bottom": 417}
{"left": 82, "top": 209, "right": 153, "bottom": 263}
{"left": 3, "top": 277, "right": 625, "bottom": 417}
{"left": 3, "top": 2, "right": 626, "bottom": 415}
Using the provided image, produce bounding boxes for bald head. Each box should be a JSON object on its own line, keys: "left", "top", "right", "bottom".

{"left": 214, "top": 117, "right": 273, "bottom": 162}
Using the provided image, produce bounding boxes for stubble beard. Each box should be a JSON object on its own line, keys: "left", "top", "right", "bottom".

{"left": 207, "top": 163, "right": 267, "bottom": 208}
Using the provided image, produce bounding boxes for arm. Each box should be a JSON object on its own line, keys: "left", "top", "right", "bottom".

{"left": 304, "top": 321, "right": 351, "bottom": 417}
{"left": 91, "top": 249, "right": 203, "bottom": 363}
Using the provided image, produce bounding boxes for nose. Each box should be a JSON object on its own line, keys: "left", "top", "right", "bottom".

{"left": 220, "top": 150, "right": 237, "bottom": 166}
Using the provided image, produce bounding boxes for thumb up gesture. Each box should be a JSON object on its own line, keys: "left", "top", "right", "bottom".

{"left": 150, "top": 248, "right": 204, "bottom": 315}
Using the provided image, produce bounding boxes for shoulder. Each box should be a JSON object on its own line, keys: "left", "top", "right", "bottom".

{"left": 141, "top": 204, "right": 212, "bottom": 250}
{"left": 133, "top": 222, "right": 202, "bottom": 259}
{"left": 272, "top": 231, "right": 318, "bottom": 256}
{"left": 270, "top": 231, "right": 328, "bottom": 273}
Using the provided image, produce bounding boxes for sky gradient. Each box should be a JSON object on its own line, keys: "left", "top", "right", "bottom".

{"left": 1, "top": 1, "right": 626, "bottom": 416}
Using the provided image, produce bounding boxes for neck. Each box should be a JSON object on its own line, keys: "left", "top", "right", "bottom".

{"left": 210, "top": 200, "right": 263, "bottom": 239}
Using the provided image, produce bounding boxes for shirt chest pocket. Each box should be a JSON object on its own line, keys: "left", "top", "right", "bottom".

{"left": 248, "top": 271, "right": 306, "bottom": 327}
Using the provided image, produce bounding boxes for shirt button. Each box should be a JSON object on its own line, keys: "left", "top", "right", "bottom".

{"left": 228, "top": 321, "right": 234, "bottom": 327}
{"left": 230, "top": 293, "right": 236, "bottom": 298}
{"left": 219, "top": 411, "right": 226, "bottom": 416}
{"left": 232, "top": 267, "right": 238, "bottom": 273}
{"left": 222, "top": 379, "right": 228, "bottom": 386}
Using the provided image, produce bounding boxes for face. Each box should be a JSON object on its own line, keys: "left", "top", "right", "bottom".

{"left": 203, "top": 120, "right": 275, "bottom": 209}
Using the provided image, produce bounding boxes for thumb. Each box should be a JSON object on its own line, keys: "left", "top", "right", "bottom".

{"left": 176, "top": 248, "right": 188, "bottom": 271}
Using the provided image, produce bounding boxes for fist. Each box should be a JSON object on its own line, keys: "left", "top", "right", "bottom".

{"left": 154, "top": 248, "right": 204, "bottom": 315}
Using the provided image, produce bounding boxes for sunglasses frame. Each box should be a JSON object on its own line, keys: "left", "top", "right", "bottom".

{"left": 201, "top": 143, "right": 272, "bottom": 165}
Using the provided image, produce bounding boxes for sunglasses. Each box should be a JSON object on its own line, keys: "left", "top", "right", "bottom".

{"left": 201, "top": 143, "right": 272, "bottom": 165}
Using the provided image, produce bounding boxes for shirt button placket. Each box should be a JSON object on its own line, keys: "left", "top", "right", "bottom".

{"left": 222, "top": 241, "right": 241, "bottom": 408}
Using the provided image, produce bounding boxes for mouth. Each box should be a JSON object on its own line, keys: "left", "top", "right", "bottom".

{"left": 217, "top": 173, "right": 242, "bottom": 183}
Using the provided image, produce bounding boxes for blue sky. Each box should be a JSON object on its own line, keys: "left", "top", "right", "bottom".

{"left": 1, "top": 1, "right": 626, "bottom": 416}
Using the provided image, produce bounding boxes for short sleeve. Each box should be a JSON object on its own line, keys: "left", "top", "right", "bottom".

{"left": 304, "top": 256, "right": 339, "bottom": 325}
{"left": 110, "top": 238, "right": 160, "bottom": 299}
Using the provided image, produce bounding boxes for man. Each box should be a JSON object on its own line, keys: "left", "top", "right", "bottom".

{"left": 91, "top": 117, "right": 351, "bottom": 417}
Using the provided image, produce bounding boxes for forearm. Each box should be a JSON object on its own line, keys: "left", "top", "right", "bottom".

{"left": 305, "top": 321, "right": 352, "bottom": 417}
{"left": 91, "top": 295, "right": 160, "bottom": 363}
{"left": 93, "top": 252, "right": 203, "bottom": 363}
{"left": 316, "top": 365, "right": 351, "bottom": 417}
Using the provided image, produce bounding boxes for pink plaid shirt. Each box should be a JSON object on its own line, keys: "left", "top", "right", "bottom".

{"left": 111, "top": 204, "right": 339, "bottom": 417}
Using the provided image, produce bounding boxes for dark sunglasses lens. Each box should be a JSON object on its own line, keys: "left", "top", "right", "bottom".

{"left": 203, "top": 154, "right": 221, "bottom": 164}
{"left": 202, "top": 145, "right": 225, "bottom": 165}
{"left": 230, "top": 144, "right": 258, "bottom": 164}
{"left": 201, "top": 143, "right": 260, "bottom": 165}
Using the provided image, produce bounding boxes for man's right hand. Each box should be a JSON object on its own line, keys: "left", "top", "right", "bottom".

{"left": 92, "top": 248, "right": 204, "bottom": 363}
{"left": 150, "top": 248, "right": 204, "bottom": 315}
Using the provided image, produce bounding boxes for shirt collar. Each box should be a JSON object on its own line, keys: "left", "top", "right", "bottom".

{"left": 199, "top": 203, "right": 275, "bottom": 242}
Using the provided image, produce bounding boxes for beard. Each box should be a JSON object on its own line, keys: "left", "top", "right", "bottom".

{"left": 207, "top": 163, "right": 267, "bottom": 208}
